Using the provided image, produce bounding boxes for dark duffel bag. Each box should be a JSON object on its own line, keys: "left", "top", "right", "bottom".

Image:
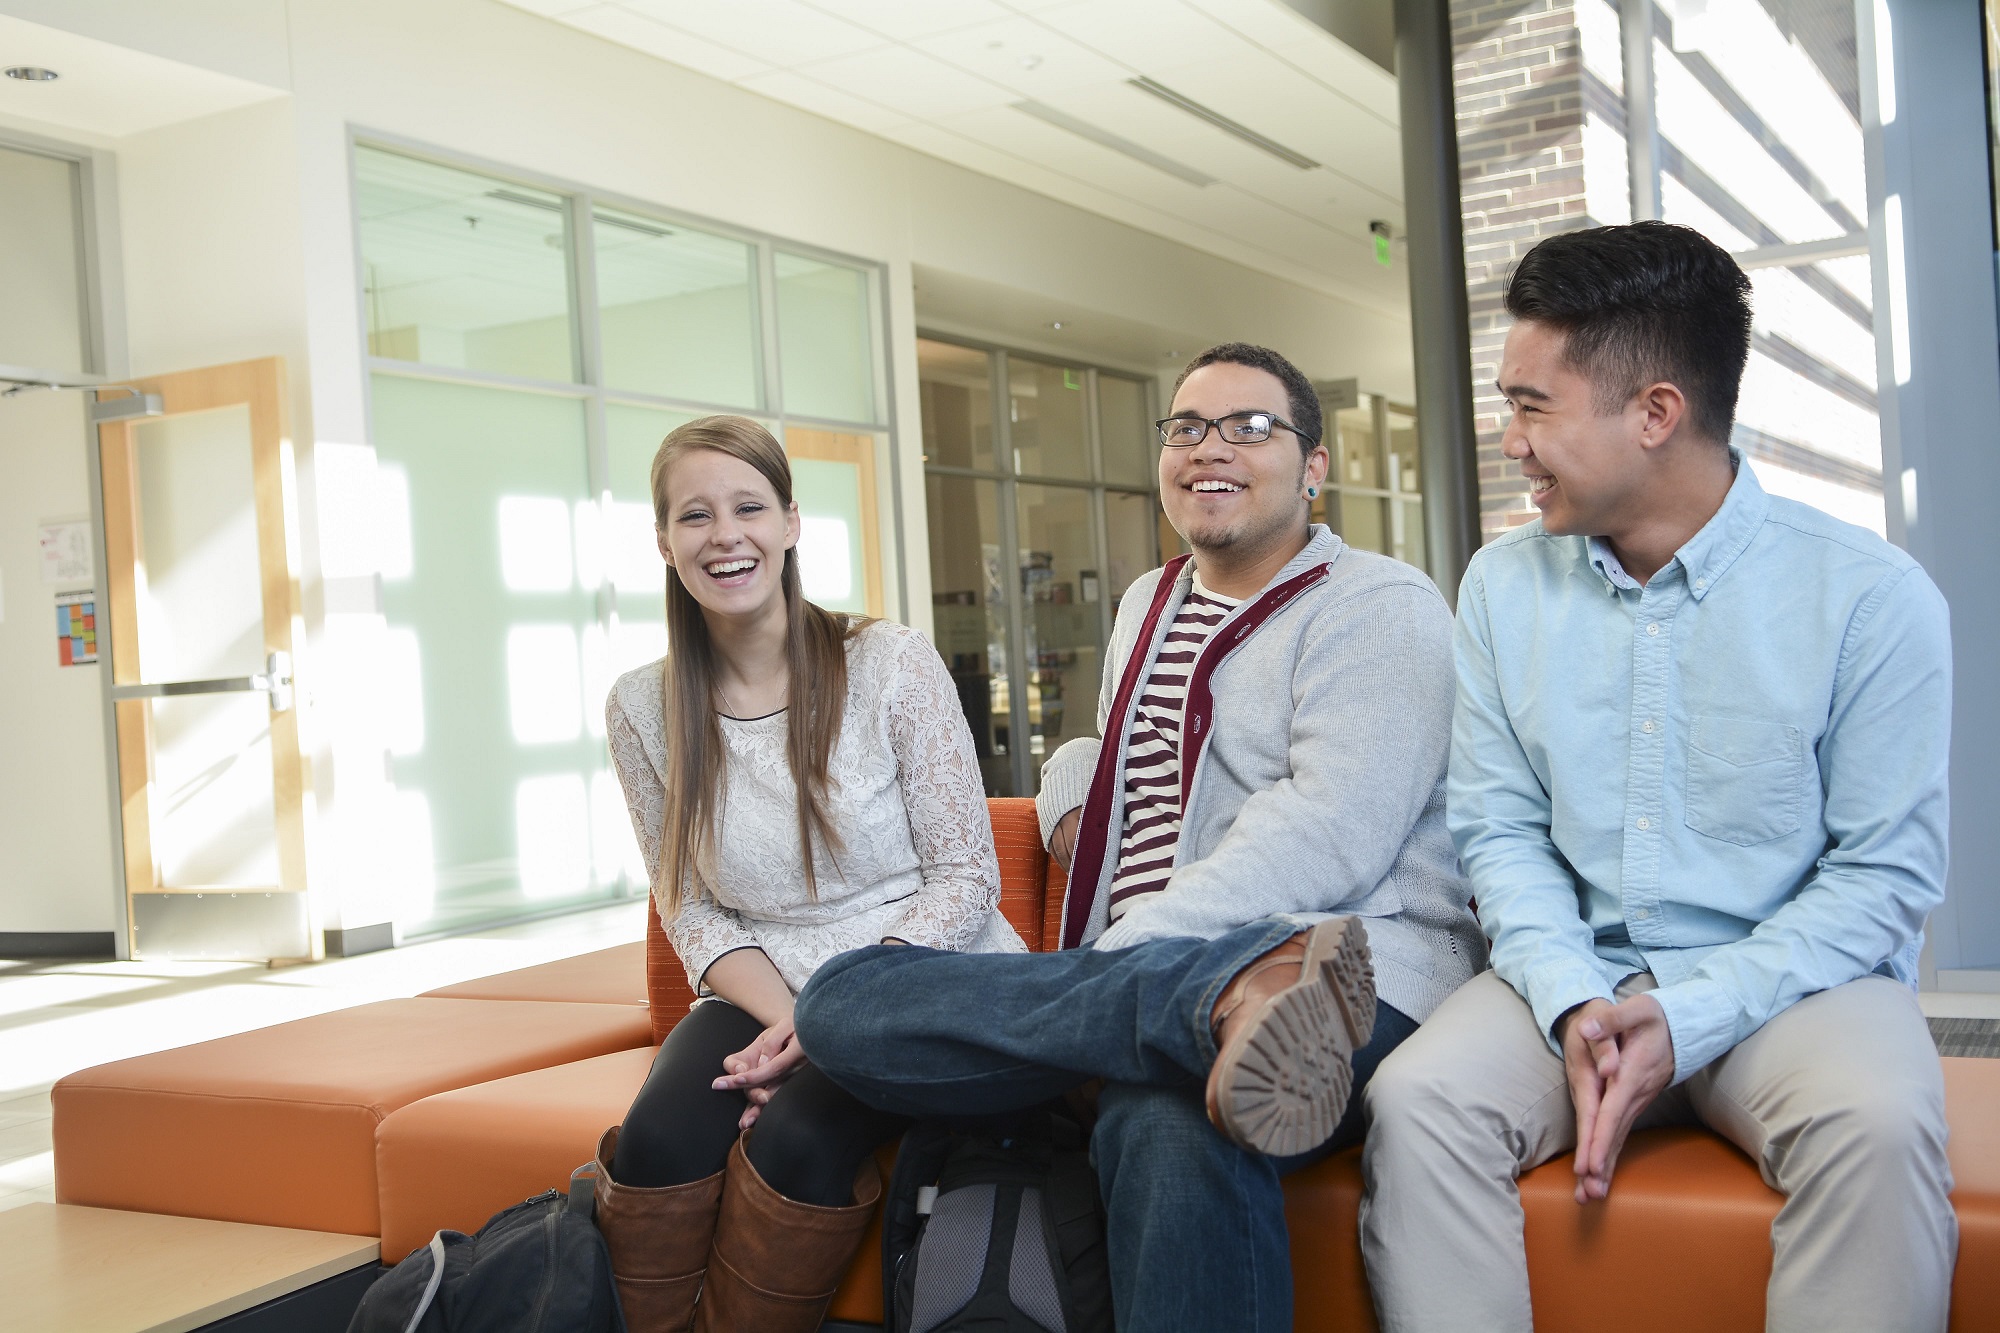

{"left": 347, "top": 1162, "right": 624, "bottom": 1333}
{"left": 882, "top": 1110, "right": 1112, "bottom": 1333}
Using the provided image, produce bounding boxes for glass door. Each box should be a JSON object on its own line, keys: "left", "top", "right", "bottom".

{"left": 96, "top": 358, "right": 311, "bottom": 961}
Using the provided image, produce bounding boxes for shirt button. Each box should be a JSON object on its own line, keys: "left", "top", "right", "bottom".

{"left": 1633, "top": 907, "right": 1652, "bottom": 920}
{"left": 1641, "top": 719, "right": 1656, "bottom": 733}
{"left": 1636, "top": 816, "right": 1651, "bottom": 830}
{"left": 1694, "top": 578, "right": 1707, "bottom": 591}
{"left": 1646, "top": 622, "right": 1661, "bottom": 636}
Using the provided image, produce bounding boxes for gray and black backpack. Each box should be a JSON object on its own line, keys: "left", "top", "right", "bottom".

{"left": 881, "top": 1111, "right": 1111, "bottom": 1333}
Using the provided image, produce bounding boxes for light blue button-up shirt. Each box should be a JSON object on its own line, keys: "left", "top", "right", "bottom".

{"left": 1449, "top": 459, "right": 1952, "bottom": 1082}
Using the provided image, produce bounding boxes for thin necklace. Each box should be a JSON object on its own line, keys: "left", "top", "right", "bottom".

{"left": 716, "top": 677, "right": 786, "bottom": 719}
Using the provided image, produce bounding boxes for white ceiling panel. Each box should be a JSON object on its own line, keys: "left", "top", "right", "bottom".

{"left": 497, "top": 0, "right": 600, "bottom": 17}
{"left": 1183, "top": 0, "right": 1398, "bottom": 124}
{"left": 801, "top": 45, "right": 1018, "bottom": 119}
{"left": 507, "top": 0, "right": 1412, "bottom": 314}
{"left": 736, "top": 69, "right": 912, "bottom": 133}
{"left": 912, "top": 15, "right": 1130, "bottom": 97}
{"left": 623, "top": 0, "right": 885, "bottom": 67}
{"left": 807, "top": 0, "right": 1015, "bottom": 41}
{"left": 1027, "top": 0, "right": 1260, "bottom": 84}
{"left": 562, "top": 5, "right": 772, "bottom": 81}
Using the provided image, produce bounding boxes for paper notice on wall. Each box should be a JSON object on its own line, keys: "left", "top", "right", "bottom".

{"left": 39, "top": 520, "right": 93, "bottom": 585}
{"left": 56, "top": 590, "right": 97, "bottom": 666}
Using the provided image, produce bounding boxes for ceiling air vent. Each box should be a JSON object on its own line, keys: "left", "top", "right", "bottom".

{"left": 1127, "top": 77, "right": 1321, "bottom": 171}
{"left": 1012, "top": 100, "right": 1217, "bottom": 188}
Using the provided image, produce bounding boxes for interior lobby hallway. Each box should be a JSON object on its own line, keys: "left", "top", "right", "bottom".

{"left": 0, "top": 903, "right": 646, "bottom": 1215}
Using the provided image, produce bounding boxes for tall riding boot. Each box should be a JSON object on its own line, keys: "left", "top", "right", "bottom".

{"left": 593, "top": 1126, "right": 725, "bottom": 1333}
{"left": 693, "top": 1134, "right": 882, "bottom": 1333}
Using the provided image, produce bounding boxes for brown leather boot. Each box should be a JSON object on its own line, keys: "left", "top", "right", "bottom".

{"left": 693, "top": 1134, "right": 881, "bottom": 1333}
{"left": 593, "top": 1126, "right": 724, "bottom": 1333}
{"left": 1205, "top": 916, "right": 1376, "bottom": 1157}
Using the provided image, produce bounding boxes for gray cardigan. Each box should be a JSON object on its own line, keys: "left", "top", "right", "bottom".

{"left": 1035, "top": 526, "right": 1486, "bottom": 1024}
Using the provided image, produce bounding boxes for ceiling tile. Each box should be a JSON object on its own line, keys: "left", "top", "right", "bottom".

{"left": 1181, "top": 0, "right": 1398, "bottom": 124}
{"left": 562, "top": 5, "right": 772, "bottom": 80}
{"left": 913, "top": 14, "right": 1131, "bottom": 97}
{"left": 494, "top": 0, "right": 600, "bottom": 16}
{"left": 735, "top": 69, "right": 912, "bottom": 132}
{"left": 801, "top": 45, "right": 1017, "bottom": 118}
{"left": 809, "top": 0, "right": 1015, "bottom": 41}
{"left": 1027, "top": 0, "right": 1256, "bottom": 78}
{"left": 622, "top": 0, "right": 885, "bottom": 67}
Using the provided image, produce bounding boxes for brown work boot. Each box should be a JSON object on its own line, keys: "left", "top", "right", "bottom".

{"left": 593, "top": 1126, "right": 724, "bottom": 1333}
{"left": 1205, "top": 916, "right": 1376, "bottom": 1157}
{"left": 693, "top": 1134, "right": 881, "bottom": 1333}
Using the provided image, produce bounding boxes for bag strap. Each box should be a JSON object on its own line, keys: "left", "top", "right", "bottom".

{"left": 567, "top": 1160, "right": 599, "bottom": 1221}
{"left": 402, "top": 1233, "right": 448, "bottom": 1333}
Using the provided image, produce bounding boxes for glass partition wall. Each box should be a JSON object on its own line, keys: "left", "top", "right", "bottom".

{"left": 919, "top": 336, "right": 1159, "bottom": 797}
{"left": 1314, "top": 391, "right": 1427, "bottom": 573}
{"left": 355, "top": 142, "right": 891, "bottom": 936}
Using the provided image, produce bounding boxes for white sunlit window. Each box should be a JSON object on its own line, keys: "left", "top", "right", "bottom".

{"left": 377, "top": 463, "right": 414, "bottom": 581}
{"left": 516, "top": 773, "right": 590, "bottom": 900}
{"left": 506, "top": 624, "right": 583, "bottom": 743}
{"left": 1753, "top": 459, "right": 1886, "bottom": 535}
{"left": 592, "top": 768, "right": 645, "bottom": 888}
{"left": 382, "top": 626, "right": 426, "bottom": 757}
{"left": 607, "top": 499, "right": 666, "bottom": 595}
{"left": 498, "top": 495, "right": 574, "bottom": 591}
{"left": 384, "top": 788, "right": 438, "bottom": 926}
{"left": 608, "top": 617, "right": 669, "bottom": 678}
{"left": 798, "top": 515, "right": 854, "bottom": 604}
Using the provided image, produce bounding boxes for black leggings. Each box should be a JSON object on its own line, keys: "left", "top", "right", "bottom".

{"left": 612, "top": 999, "right": 908, "bottom": 1207}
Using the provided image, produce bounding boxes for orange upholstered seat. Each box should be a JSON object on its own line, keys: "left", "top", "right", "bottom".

{"left": 420, "top": 942, "right": 648, "bottom": 1006}
{"left": 52, "top": 998, "right": 652, "bottom": 1237}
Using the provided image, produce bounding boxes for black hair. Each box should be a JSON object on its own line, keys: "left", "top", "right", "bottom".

{"left": 1172, "top": 342, "right": 1324, "bottom": 454}
{"left": 1504, "top": 221, "right": 1753, "bottom": 444}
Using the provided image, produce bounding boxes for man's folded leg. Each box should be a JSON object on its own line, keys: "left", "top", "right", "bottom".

{"left": 793, "top": 917, "right": 1306, "bottom": 1120}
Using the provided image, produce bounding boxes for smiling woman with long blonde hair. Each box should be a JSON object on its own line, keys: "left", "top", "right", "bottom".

{"left": 595, "top": 415, "right": 1024, "bottom": 1333}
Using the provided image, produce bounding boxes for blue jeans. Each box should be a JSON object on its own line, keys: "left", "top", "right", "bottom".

{"left": 793, "top": 918, "right": 1419, "bottom": 1333}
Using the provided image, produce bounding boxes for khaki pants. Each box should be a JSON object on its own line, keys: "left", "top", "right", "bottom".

{"left": 1359, "top": 969, "right": 1956, "bottom": 1332}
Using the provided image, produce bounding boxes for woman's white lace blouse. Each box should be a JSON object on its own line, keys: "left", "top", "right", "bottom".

{"left": 605, "top": 619, "right": 1026, "bottom": 995}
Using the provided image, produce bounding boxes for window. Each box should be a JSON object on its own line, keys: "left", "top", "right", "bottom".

{"left": 355, "top": 143, "right": 890, "bottom": 935}
{"left": 0, "top": 138, "right": 96, "bottom": 379}
{"left": 919, "top": 336, "right": 1160, "bottom": 797}
{"left": 1312, "top": 389, "right": 1427, "bottom": 573}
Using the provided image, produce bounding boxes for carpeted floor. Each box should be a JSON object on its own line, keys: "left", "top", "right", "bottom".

{"left": 1928, "top": 1017, "right": 2000, "bottom": 1058}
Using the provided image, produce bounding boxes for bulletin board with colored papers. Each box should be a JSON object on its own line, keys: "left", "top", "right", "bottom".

{"left": 56, "top": 591, "right": 97, "bottom": 666}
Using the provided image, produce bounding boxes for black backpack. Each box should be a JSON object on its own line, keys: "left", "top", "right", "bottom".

{"left": 882, "top": 1111, "right": 1112, "bottom": 1333}
{"left": 347, "top": 1164, "right": 624, "bottom": 1333}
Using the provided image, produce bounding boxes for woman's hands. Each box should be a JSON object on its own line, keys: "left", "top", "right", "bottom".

{"left": 712, "top": 1013, "right": 809, "bottom": 1130}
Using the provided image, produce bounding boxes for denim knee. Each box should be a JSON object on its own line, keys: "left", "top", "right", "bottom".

{"left": 793, "top": 944, "right": 899, "bottom": 1064}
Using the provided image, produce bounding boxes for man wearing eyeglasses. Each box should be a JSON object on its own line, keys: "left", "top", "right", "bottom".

{"left": 791, "top": 343, "right": 1483, "bottom": 1332}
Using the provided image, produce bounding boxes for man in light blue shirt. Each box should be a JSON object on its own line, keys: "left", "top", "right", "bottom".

{"left": 1361, "top": 222, "right": 1957, "bottom": 1332}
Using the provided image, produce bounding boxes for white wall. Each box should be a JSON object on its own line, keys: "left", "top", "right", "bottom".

{"left": 0, "top": 389, "right": 116, "bottom": 934}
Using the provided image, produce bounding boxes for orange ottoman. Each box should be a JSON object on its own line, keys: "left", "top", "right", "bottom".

{"left": 52, "top": 998, "right": 653, "bottom": 1238}
{"left": 376, "top": 1047, "right": 895, "bottom": 1321}
{"left": 422, "top": 942, "right": 648, "bottom": 1006}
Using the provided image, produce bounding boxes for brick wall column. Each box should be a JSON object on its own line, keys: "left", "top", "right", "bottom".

{"left": 1449, "top": 0, "right": 1590, "bottom": 541}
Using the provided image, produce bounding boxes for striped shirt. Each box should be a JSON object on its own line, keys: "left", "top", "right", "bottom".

{"left": 1106, "top": 581, "right": 1240, "bottom": 921}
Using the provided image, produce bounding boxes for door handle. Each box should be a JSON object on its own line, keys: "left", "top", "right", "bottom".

{"left": 112, "top": 650, "right": 294, "bottom": 712}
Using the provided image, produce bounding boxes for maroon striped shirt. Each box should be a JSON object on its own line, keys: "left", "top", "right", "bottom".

{"left": 1106, "top": 583, "right": 1239, "bottom": 920}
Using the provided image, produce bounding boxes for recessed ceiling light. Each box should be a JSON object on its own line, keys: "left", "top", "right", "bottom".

{"left": 5, "top": 66, "right": 59, "bottom": 82}
{"left": 1019, "top": 54, "right": 1043, "bottom": 70}
{"left": 1050, "top": 321, "right": 1064, "bottom": 330}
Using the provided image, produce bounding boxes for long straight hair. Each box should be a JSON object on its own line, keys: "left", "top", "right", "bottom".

{"left": 651, "top": 415, "right": 859, "bottom": 919}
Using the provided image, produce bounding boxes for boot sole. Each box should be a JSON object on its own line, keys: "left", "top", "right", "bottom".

{"left": 1205, "top": 917, "right": 1376, "bottom": 1157}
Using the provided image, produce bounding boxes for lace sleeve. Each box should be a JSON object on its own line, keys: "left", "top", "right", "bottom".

{"left": 880, "top": 629, "right": 1003, "bottom": 951}
{"left": 606, "top": 681, "right": 761, "bottom": 993}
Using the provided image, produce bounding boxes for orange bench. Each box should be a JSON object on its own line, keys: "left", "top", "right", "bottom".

{"left": 51, "top": 798, "right": 2000, "bottom": 1329}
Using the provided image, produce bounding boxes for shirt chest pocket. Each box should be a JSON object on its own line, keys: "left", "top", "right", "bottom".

{"left": 1683, "top": 716, "right": 1804, "bottom": 846}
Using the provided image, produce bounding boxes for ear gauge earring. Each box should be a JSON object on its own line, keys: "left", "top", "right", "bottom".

{"left": 1306, "top": 486, "right": 1319, "bottom": 499}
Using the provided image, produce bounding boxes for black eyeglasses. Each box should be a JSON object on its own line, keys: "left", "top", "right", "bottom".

{"left": 1155, "top": 411, "right": 1318, "bottom": 448}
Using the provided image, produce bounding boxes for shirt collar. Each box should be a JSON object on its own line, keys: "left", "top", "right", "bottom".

{"left": 1582, "top": 451, "right": 1765, "bottom": 600}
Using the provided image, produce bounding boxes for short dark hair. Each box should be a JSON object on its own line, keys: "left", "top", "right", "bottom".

{"left": 1504, "top": 221, "right": 1752, "bottom": 444}
{"left": 1172, "top": 342, "right": 1323, "bottom": 454}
